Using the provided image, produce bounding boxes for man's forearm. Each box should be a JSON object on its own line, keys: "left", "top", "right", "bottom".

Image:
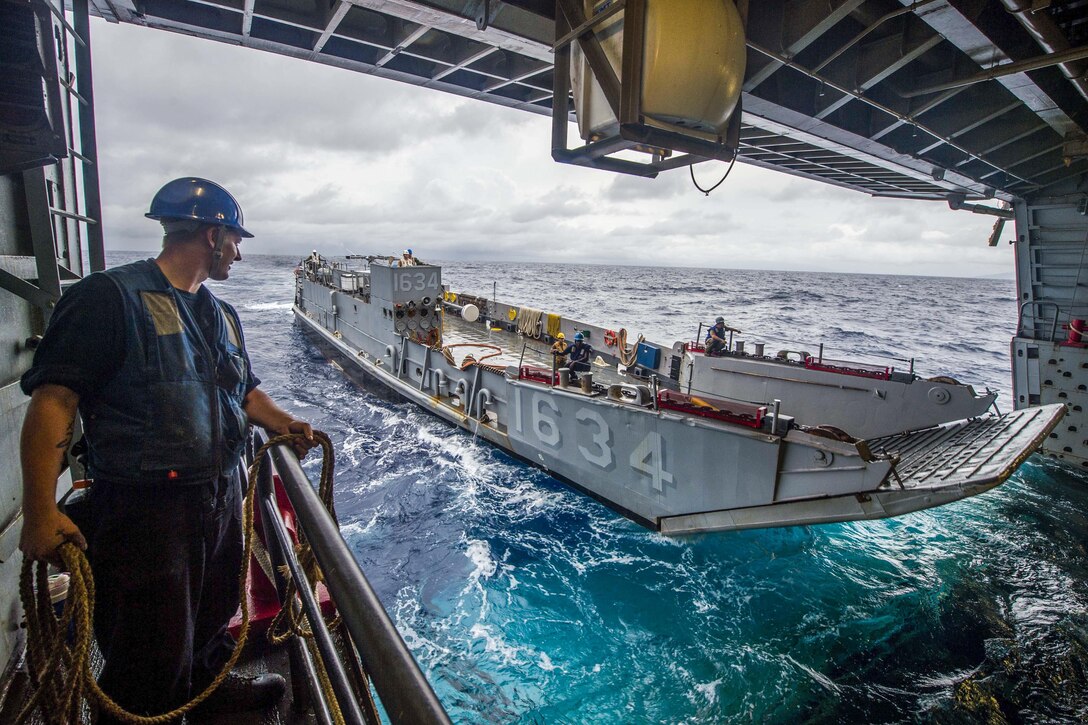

{"left": 243, "top": 387, "right": 316, "bottom": 458}
{"left": 21, "top": 384, "right": 80, "bottom": 516}
{"left": 243, "top": 387, "right": 296, "bottom": 431}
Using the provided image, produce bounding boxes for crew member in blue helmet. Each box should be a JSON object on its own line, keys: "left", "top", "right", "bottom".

{"left": 705, "top": 316, "right": 738, "bottom": 357}
{"left": 567, "top": 332, "right": 593, "bottom": 380}
{"left": 18, "top": 178, "right": 318, "bottom": 722}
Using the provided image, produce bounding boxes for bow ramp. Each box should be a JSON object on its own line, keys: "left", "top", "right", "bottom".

{"left": 660, "top": 405, "right": 1065, "bottom": 535}
{"left": 869, "top": 404, "right": 1066, "bottom": 504}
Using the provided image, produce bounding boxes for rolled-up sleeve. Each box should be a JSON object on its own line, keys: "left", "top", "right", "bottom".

{"left": 20, "top": 273, "right": 126, "bottom": 399}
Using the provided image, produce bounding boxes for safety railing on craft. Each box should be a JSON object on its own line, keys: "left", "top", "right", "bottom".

{"left": 251, "top": 429, "right": 452, "bottom": 725}
{"left": 1016, "top": 301, "right": 1088, "bottom": 343}
{"left": 688, "top": 323, "right": 916, "bottom": 377}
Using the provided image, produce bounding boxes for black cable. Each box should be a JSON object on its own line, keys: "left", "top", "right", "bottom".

{"left": 690, "top": 153, "right": 737, "bottom": 195}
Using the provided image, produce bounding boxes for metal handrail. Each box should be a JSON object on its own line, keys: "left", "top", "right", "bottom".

{"left": 262, "top": 437, "right": 452, "bottom": 725}
{"left": 1017, "top": 300, "right": 1062, "bottom": 341}
{"left": 252, "top": 438, "right": 367, "bottom": 724}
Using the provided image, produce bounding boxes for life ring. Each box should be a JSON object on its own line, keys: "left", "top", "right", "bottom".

{"left": 508, "top": 307, "right": 518, "bottom": 321}
{"left": 603, "top": 329, "right": 618, "bottom": 347}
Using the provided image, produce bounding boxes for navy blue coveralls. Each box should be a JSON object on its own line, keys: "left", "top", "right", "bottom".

{"left": 567, "top": 340, "right": 593, "bottom": 378}
{"left": 705, "top": 323, "right": 728, "bottom": 356}
{"left": 21, "top": 259, "right": 256, "bottom": 720}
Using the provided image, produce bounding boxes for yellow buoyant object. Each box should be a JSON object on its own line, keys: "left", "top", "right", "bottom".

{"left": 571, "top": 0, "right": 746, "bottom": 141}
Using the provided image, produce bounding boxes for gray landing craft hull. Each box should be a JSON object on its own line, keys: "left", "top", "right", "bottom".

{"left": 293, "top": 259, "right": 1063, "bottom": 534}
{"left": 680, "top": 352, "right": 998, "bottom": 440}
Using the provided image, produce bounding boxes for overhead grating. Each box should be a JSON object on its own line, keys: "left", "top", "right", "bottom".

{"left": 91, "top": 0, "right": 1088, "bottom": 203}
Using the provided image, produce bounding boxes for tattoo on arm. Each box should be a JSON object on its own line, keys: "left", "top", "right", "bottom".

{"left": 55, "top": 418, "right": 75, "bottom": 450}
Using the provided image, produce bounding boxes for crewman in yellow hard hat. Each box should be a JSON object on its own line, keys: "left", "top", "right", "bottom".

{"left": 551, "top": 332, "right": 569, "bottom": 369}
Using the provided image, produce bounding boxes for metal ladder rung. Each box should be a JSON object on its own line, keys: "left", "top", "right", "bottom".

{"left": 41, "top": 0, "right": 87, "bottom": 49}
{"left": 49, "top": 208, "right": 98, "bottom": 224}
{"left": 58, "top": 77, "right": 89, "bottom": 107}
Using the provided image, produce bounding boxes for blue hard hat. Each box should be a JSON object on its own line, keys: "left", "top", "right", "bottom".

{"left": 146, "top": 177, "right": 253, "bottom": 238}
{"left": 407, "top": 248, "right": 413, "bottom": 255}
{"left": 574, "top": 332, "right": 584, "bottom": 341}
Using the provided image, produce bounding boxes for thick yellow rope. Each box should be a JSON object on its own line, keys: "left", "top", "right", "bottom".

{"left": 16, "top": 431, "right": 330, "bottom": 724}
{"left": 617, "top": 328, "right": 644, "bottom": 368}
{"left": 259, "top": 432, "right": 380, "bottom": 725}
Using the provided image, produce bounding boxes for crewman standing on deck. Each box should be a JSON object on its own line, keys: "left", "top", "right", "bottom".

{"left": 18, "top": 177, "right": 319, "bottom": 723}
{"left": 551, "top": 332, "right": 569, "bottom": 369}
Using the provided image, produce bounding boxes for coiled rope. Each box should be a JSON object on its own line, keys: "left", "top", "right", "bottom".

{"left": 516, "top": 307, "right": 543, "bottom": 338}
{"left": 617, "top": 328, "right": 644, "bottom": 368}
{"left": 17, "top": 430, "right": 363, "bottom": 725}
{"left": 441, "top": 343, "right": 503, "bottom": 370}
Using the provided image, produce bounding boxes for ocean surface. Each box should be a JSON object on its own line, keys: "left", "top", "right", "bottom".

{"left": 117, "top": 252, "right": 1088, "bottom": 722}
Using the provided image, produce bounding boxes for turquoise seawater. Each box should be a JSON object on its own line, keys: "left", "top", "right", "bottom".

{"left": 115, "top": 252, "right": 1088, "bottom": 722}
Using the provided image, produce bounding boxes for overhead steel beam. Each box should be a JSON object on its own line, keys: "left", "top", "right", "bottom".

{"left": 903, "top": 43, "right": 1088, "bottom": 97}
{"left": 908, "top": 0, "right": 1084, "bottom": 138}
{"left": 816, "top": 33, "right": 943, "bottom": 119}
{"left": 870, "top": 85, "right": 967, "bottom": 141}
{"left": 913, "top": 99, "right": 1021, "bottom": 154}
{"left": 1000, "top": 0, "right": 1088, "bottom": 104}
{"left": 312, "top": 0, "right": 353, "bottom": 56}
{"left": 351, "top": 0, "right": 553, "bottom": 62}
{"left": 741, "top": 95, "right": 979, "bottom": 197}
{"left": 745, "top": 41, "right": 1035, "bottom": 196}
{"left": 242, "top": 0, "right": 255, "bottom": 37}
{"left": 961, "top": 122, "right": 1047, "bottom": 163}
{"left": 744, "top": 0, "right": 866, "bottom": 92}
{"left": 374, "top": 23, "right": 430, "bottom": 66}
{"left": 429, "top": 45, "right": 497, "bottom": 81}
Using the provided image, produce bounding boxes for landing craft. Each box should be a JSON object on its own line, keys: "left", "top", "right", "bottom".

{"left": 295, "top": 252, "right": 1063, "bottom": 534}
{"left": 3, "top": 0, "right": 1088, "bottom": 721}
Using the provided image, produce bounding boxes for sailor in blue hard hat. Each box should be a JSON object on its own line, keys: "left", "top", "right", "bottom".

{"left": 705, "top": 315, "right": 739, "bottom": 357}
{"left": 145, "top": 177, "right": 254, "bottom": 282}
{"left": 400, "top": 248, "right": 418, "bottom": 267}
{"left": 19, "top": 176, "right": 317, "bottom": 720}
{"left": 567, "top": 332, "right": 594, "bottom": 381}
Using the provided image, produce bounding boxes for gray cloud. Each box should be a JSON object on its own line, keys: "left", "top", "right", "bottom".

{"left": 89, "top": 19, "right": 1010, "bottom": 278}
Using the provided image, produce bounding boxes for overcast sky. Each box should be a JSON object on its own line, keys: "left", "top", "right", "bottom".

{"left": 89, "top": 19, "right": 1012, "bottom": 277}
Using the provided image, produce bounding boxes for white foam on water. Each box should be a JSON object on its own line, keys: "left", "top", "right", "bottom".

{"left": 694, "top": 678, "right": 722, "bottom": 704}
{"left": 418, "top": 427, "right": 490, "bottom": 479}
{"left": 469, "top": 622, "right": 524, "bottom": 666}
{"left": 341, "top": 507, "right": 382, "bottom": 535}
{"left": 538, "top": 652, "right": 559, "bottom": 672}
{"left": 463, "top": 539, "right": 498, "bottom": 586}
{"left": 391, "top": 588, "right": 456, "bottom": 665}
